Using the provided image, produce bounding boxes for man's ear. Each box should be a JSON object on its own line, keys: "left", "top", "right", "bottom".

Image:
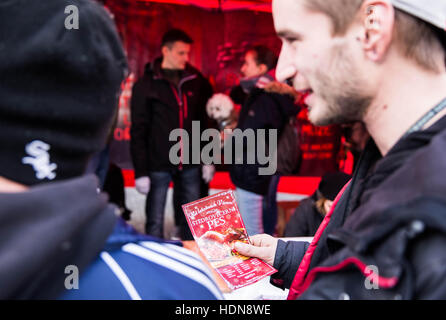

{"left": 259, "top": 63, "right": 268, "bottom": 75}
{"left": 161, "top": 45, "right": 170, "bottom": 56}
{"left": 358, "top": 0, "right": 395, "bottom": 62}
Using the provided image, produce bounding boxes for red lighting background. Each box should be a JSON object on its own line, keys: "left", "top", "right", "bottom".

{"left": 101, "top": 0, "right": 346, "bottom": 189}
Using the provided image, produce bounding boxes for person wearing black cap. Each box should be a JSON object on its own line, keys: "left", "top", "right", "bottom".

{"left": 234, "top": 0, "right": 446, "bottom": 299}
{"left": 0, "top": 0, "right": 221, "bottom": 300}
{"left": 130, "top": 28, "right": 214, "bottom": 240}
{"left": 284, "top": 172, "right": 351, "bottom": 237}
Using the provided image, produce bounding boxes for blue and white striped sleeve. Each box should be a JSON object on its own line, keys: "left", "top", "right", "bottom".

{"left": 60, "top": 242, "right": 224, "bottom": 300}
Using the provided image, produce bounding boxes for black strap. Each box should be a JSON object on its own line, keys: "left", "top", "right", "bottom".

{"left": 404, "top": 97, "right": 446, "bottom": 137}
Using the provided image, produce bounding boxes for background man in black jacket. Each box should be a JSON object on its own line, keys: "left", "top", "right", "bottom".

{"left": 235, "top": 0, "right": 446, "bottom": 299}
{"left": 229, "top": 45, "right": 298, "bottom": 236}
{"left": 130, "top": 29, "right": 214, "bottom": 240}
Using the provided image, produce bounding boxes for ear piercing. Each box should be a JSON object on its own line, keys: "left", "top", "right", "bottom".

{"left": 365, "top": 5, "right": 380, "bottom": 31}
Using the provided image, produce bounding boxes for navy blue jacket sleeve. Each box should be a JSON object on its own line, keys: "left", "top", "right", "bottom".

{"left": 270, "top": 240, "right": 310, "bottom": 290}
{"left": 59, "top": 220, "right": 224, "bottom": 300}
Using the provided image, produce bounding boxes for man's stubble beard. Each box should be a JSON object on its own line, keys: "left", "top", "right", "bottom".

{"left": 309, "top": 43, "right": 374, "bottom": 127}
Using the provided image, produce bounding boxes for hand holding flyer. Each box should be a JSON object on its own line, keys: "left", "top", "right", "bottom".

{"left": 182, "top": 190, "right": 277, "bottom": 290}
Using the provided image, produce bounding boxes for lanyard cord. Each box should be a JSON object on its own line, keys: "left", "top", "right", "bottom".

{"left": 403, "top": 97, "right": 446, "bottom": 137}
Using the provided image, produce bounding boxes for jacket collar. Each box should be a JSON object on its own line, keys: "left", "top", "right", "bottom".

{"left": 327, "top": 114, "right": 446, "bottom": 264}
{"left": 147, "top": 57, "right": 198, "bottom": 83}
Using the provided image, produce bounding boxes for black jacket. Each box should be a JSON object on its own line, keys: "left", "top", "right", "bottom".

{"left": 0, "top": 175, "right": 117, "bottom": 299}
{"left": 284, "top": 194, "right": 324, "bottom": 237}
{"left": 130, "top": 59, "right": 213, "bottom": 177}
{"left": 274, "top": 114, "right": 446, "bottom": 299}
{"left": 228, "top": 87, "right": 298, "bottom": 195}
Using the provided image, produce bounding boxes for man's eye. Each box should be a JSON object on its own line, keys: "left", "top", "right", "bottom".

{"left": 285, "top": 37, "right": 298, "bottom": 43}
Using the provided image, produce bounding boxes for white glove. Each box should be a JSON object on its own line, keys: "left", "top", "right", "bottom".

{"left": 202, "top": 165, "right": 216, "bottom": 184}
{"left": 135, "top": 176, "right": 150, "bottom": 195}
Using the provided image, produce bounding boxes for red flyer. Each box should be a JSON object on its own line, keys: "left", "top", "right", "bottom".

{"left": 182, "top": 190, "right": 277, "bottom": 290}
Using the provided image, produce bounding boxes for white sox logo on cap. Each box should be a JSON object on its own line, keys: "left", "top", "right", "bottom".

{"left": 22, "top": 140, "right": 57, "bottom": 180}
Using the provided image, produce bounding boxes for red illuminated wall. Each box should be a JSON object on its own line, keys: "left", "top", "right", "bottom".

{"left": 103, "top": 0, "right": 342, "bottom": 176}
{"left": 104, "top": 0, "right": 280, "bottom": 85}
{"left": 296, "top": 109, "right": 342, "bottom": 176}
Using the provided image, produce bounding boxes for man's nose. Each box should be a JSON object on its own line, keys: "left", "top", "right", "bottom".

{"left": 276, "top": 48, "right": 297, "bottom": 83}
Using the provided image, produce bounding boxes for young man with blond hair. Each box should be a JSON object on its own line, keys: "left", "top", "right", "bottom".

{"left": 235, "top": 0, "right": 446, "bottom": 299}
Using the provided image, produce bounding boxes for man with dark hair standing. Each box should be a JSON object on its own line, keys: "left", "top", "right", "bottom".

{"left": 131, "top": 29, "right": 214, "bottom": 240}
{"left": 235, "top": 0, "right": 446, "bottom": 299}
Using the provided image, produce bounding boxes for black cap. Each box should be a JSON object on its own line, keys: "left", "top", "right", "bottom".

{"left": 318, "top": 172, "right": 351, "bottom": 201}
{"left": 0, "top": 0, "right": 128, "bottom": 186}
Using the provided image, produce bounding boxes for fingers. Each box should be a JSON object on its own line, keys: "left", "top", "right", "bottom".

{"left": 234, "top": 235, "right": 277, "bottom": 266}
{"left": 234, "top": 242, "right": 270, "bottom": 262}
{"left": 250, "top": 234, "right": 275, "bottom": 247}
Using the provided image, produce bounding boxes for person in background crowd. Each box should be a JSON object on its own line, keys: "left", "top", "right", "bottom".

{"left": 341, "top": 121, "right": 370, "bottom": 172}
{"left": 85, "top": 111, "right": 119, "bottom": 189}
{"left": 262, "top": 81, "right": 303, "bottom": 236}
{"left": 0, "top": 0, "right": 221, "bottom": 300}
{"left": 284, "top": 172, "right": 351, "bottom": 237}
{"left": 229, "top": 45, "right": 299, "bottom": 236}
{"left": 235, "top": 0, "right": 446, "bottom": 299}
{"left": 102, "top": 162, "right": 133, "bottom": 221}
{"left": 262, "top": 173, "right": 281, "bottom": 236}
{"left": 130, "top": 29, "right": 214, "bottom": 240}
